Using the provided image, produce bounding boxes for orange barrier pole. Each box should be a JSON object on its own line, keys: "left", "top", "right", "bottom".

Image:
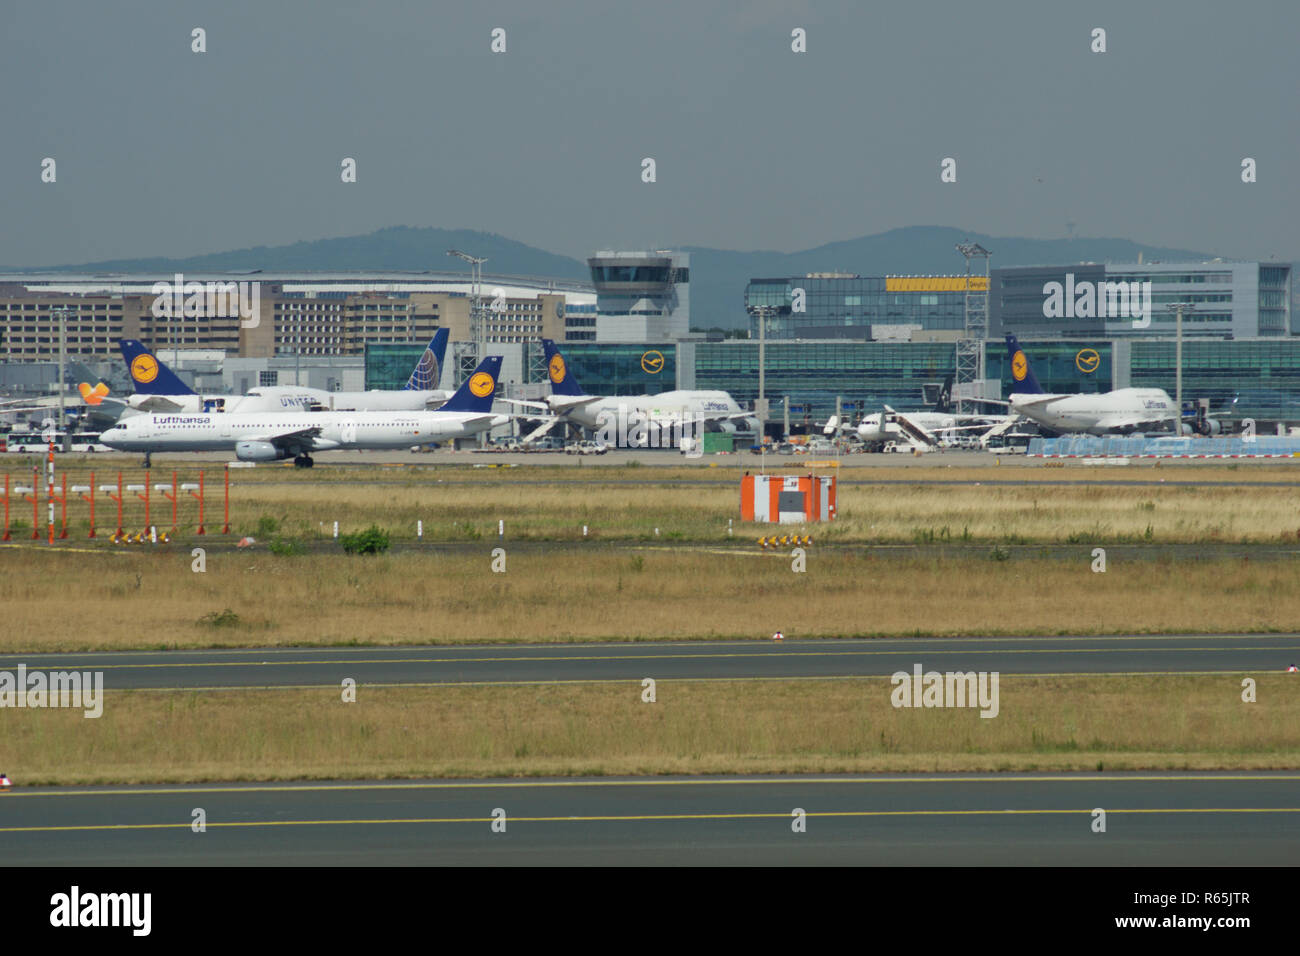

{"left": 189, "top": 470, "right": 206, "bottom": 535}
{"left": 222, "top": 465, "right": 230, "bottom": 534}
{"left": 156, "top": 470, "right": 179, "bottom": 534}
{"left": 108, "top": 471, "right": 124, "bottom": 538}
{"left": 58, "top": 473, "right": 68, "bottom": 539}
{"left": 79, "top": 470, "right": 97, "bottom": 538}
{"left": 135, "top": 469, "right": 151, "bottom": 534}
{"left": 30, "top": 466, "right": 38, "bottom": 540}
{"left": 2, "top": 474, "right": 9, "bottom": 541}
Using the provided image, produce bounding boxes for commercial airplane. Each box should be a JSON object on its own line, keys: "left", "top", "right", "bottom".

{"left": 819, "top": 375, "right": 1014, "bottom": 449}
{"left": 94, "top": 331, "right": 452, "bottom": 417}
{"left": 510, "top": 339, "right": 759, "bottom": 444}
{"left": 100, "top": 355, "right": 506, "bottom": 467}
{"left": 999, "top": 335, "right": 1176, "bottom": 435}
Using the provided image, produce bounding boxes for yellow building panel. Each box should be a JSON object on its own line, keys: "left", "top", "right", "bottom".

{"left": 886, "top": 276, "right": 989, "bottom": 292}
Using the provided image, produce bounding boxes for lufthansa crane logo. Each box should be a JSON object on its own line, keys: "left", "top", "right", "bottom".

{"left": 640, "top": 350, "right": 665, "bottom": 374}
{"left": 548, "top": 354, "right": 566, "bottom": 383}
{"left": 131, "top": 354, "right": 159, "bottom": 384}
{"left": 1075, "top": 348, "right": 1100, "bottom": 374}
{"left": 468, "top": 371, "right": 496, "bottom": 398}
{"left": 1011, "top": 350, "right": 1028, "bottom": 382}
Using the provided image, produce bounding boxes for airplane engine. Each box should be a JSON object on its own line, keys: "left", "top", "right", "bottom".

{"left": 235, "top": 440, "right": 289, "bottom": 462}
{"left": 1195, "top": 418, "right": 1222, "bottom": 436}
{"left": 716, "top": 420, "right": 738, "bottom": 433}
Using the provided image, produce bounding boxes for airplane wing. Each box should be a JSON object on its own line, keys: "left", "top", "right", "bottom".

{"left": 250, "top": 426, "right": 324, "bottom": 450}
{"left": 132, "top": 395, "right": 190, "bottom": 413}
{"left": 1009, "top": 394, "right": 1069, "bottom": 409}
{"left": 500, "top": 397, "right": 551, "bottom": 412}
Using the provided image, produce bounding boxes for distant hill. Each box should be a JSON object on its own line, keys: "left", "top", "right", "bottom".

{"left": 13, "top": 224, "right": 1264, "bottom": 330}
{"left": 15, "top": 226, "right": 590, "bottom": 282}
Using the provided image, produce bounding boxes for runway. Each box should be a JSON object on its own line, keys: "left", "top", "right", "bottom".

{"left": 2, "top": 634, "right": 1295, "bottom": 690}
{"left": 2, "top": 773, "right": 1295, "bottom": 865}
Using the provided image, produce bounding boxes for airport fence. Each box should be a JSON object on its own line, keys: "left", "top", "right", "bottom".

{"left": 2, "top": 464, "right": 230, "bottom": 542}
{"left": 1027, "top": 435, "right": 1300, "bottom": 458}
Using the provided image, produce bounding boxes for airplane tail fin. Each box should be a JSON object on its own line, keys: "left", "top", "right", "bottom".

{"left": 1004, "top": 335, "right": 1046, "bottom": 395}
{"left": 438, "top": 355, "right": 503, "bottom": 414}
{"left": 935, "top": 373, "right": 954, "bottom": 412}
{"left": 404, "top": 328, "right": 449, "bottom": 391}
{"left": 119, "top": 339, "right": 195, "bottom": 396}
{"left": 78, "top": 382, "right": 111, "bottom": 406}
{"left": 541, "top": 339, "right": 585, "bottom": 397}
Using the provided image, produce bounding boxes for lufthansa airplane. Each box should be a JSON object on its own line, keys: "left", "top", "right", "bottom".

{"left": 100, "top": 355, "right": 506, "bottom": 467}
{"left": 507, "top": 339, "right": 759, "bottom": 444}
{"left": 93, "top": 331, "right": 452, "bottom": 418}
{"left": 998, "top": 335, "right": 1175, "bottom": 435}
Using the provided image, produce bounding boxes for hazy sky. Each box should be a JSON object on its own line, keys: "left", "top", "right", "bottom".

{"left": 2, "top": 0, "right": 1296, "bottom": 267}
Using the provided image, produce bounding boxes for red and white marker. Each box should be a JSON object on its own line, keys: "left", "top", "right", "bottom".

{"left": 0, "top": 773, "right": 12, "bottom": 790}
{"left": 772, "top": 631, "right": 785, "bottom": 641}
{"left": 1287, "top": 664, "right": 1298, "bottom": 673}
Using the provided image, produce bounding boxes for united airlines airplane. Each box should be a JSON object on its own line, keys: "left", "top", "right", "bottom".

{"left": 100, "top": 356, "right": 506, "bottom": 467}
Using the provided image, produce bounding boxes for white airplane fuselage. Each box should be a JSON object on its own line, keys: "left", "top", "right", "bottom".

{"left": 555, "top": 390, "right": 758, "bottom": 432}
{"left": 1009, "top": 387, "right": 1174, "bottom": 435}
{"left": 100, "top": 409, "right": 505, "bottom": 458}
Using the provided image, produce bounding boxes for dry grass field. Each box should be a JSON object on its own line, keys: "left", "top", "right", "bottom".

{"left": 3, "top": 459, "right": 1299, "bottom": 545}
{"left": 1, "top": 548, "right": 1298, "bottom": 652}
{"left": 6, "top": 676, "right": 1295, "bottom": 785}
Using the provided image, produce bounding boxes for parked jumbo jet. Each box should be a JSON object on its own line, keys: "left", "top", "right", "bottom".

{"left": 998, "top": 335, "right": 1175, "bottom": 435}
{"left": 100, "top": 355, "right": 506, "bottom": 467}
{"left": 90, "top": 331, "right": 452, "bottom": 418}
{"left": 509, "top": 339, "right": 759, "bottom": 444}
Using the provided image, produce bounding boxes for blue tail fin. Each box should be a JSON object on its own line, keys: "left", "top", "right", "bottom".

{"left": 404, "top": 328, "right": 449, "bottom": 391}
{"left": 542, "top": 339, "right": 585, "bottom": 397}
{"left": 1005, "top": 335, "right": 1046, "bottom": 395}
{"left": 438, "top": 355, "right": 503, "bottom": 413}
{"left": 119, "top": 339, "right": 195, "bottom": 396}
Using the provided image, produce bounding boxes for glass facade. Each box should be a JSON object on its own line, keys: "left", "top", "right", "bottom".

{"left": 987, "top": 340, "right": 1112, "bottom": 396}
{"left": 744, "top": 276, "right": 975, "bottom": 339}
{"left": 696, "top": 341, "right": 957, "bottom": 416}
{"left": 1130, "top": 340, "right": 1300, "bottom": 422}
{"left": 546, "top": 343, "right": 677, "bottom": 395}
{"left": 365, "top": 341, "right": 426, "bottom": 390}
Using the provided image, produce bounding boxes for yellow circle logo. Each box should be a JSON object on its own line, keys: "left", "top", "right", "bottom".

{"left": 641, "top": 350, "right": 665, "bottom": 374}
{"left": 1011, "top": 350, "right": 1028, "bottom": 382}
{"left": 1075, "top": 348, "right": 1100, "bottom": 374}
{"left": 548, "top": 354, "right": 566, "bottom": 383}
{"left": 131, "top": 354, "right": 158, "bottom": 384}
{"left": 468, "top": 371, "right": 495, "bottom": 398}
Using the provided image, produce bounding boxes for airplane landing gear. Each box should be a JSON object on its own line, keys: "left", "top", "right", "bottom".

{"left": 293, "top": 455, "right": 314, "bottom": 469}
{"left": 142, "top": 452, "right": 152, "bottom": 469}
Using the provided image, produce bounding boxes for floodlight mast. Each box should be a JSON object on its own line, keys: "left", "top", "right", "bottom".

{"left": 955, "top": 242, "right": 991, "bottom": 415}
{"left": 447, "top": 249, "right": 488, "bottom": 375}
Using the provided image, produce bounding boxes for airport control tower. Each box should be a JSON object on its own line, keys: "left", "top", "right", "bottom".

{"left": 587, "top": 250, "right": 689, "bottom": 342}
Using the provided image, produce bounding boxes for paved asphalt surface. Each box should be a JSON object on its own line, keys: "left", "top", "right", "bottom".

{"left": 2, "top": 635, "right": 1295, "bottom": 690}
{"left": 2, "top": 773, "right": 1295, "bottom": 865}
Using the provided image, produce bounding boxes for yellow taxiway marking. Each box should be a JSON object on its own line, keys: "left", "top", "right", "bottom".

{"left": 6, "top": 774, "right": 1299, "bottom": 798}
{"left": 3, "top": 807, "right": 1299, "bottom": 833}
